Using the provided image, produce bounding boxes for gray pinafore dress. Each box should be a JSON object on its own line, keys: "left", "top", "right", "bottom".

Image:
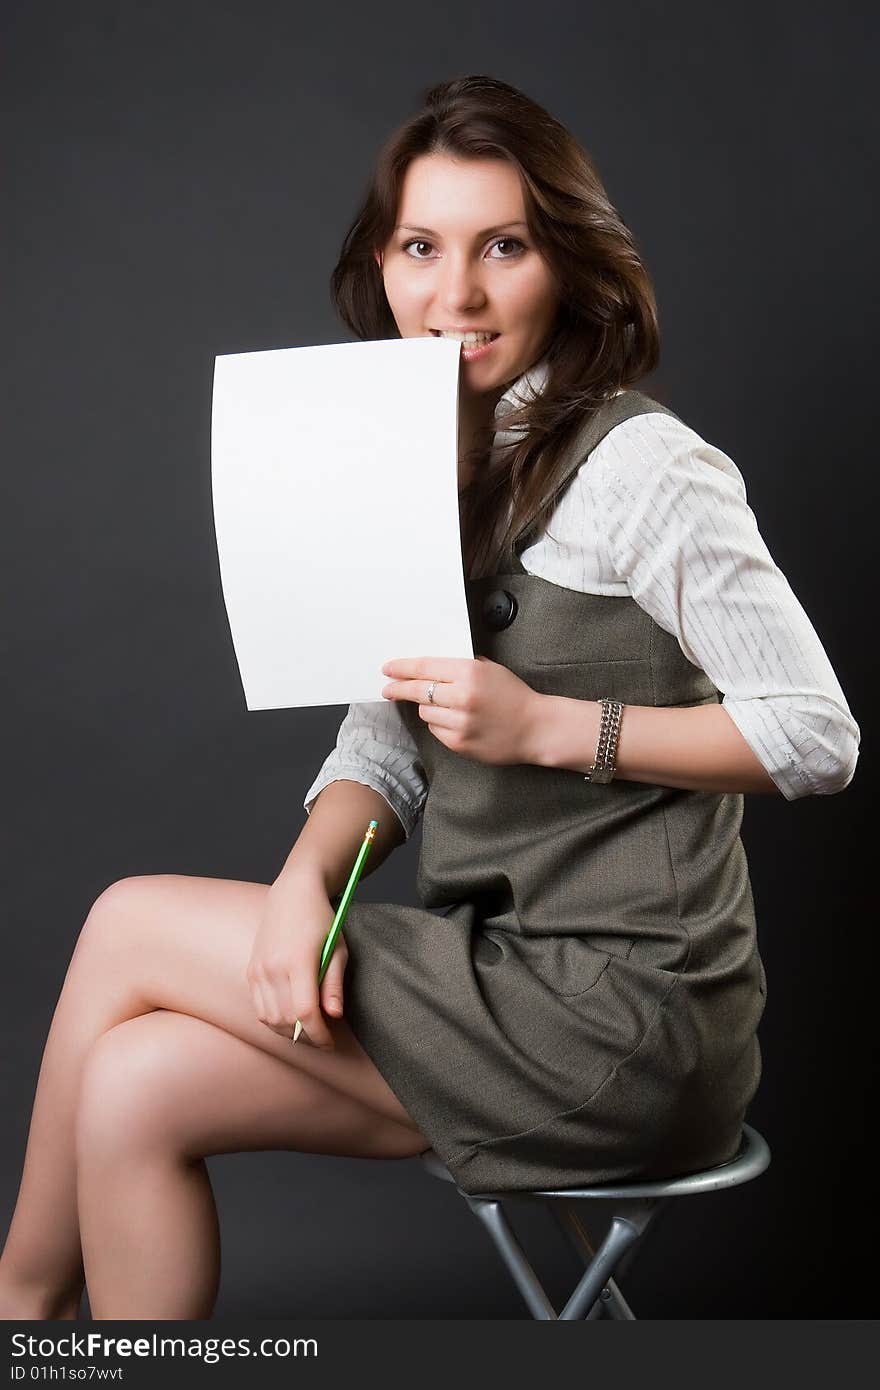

{"left": 339, "top": 388, "right": 767, "bottom": 1198}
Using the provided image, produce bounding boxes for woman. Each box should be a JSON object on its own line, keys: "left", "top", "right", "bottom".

{"left": 0, "top": 75, "right": 859, "bottom": 1321}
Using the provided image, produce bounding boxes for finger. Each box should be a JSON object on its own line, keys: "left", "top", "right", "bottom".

{"left": 262, "top": 977, "right": 300, "bottom": 1034}
{"left": 381, "top": 657, "right": 468, "bottom": 681}
{"left": 251, "top": 978, "right": 272, "bottom": 1027}
{"left": 289, "top": 978, "right": 335, "bottom": 1051}
{"left": 417, "top": 703, "right": 459, "bottom": 727}
{"left": 389, "top": 679, "right": 462, "bottom": 710}
{"left": 253, "top": 982, "right": 296, "bottom": 1041}
{"left": 293, "top": 1005, "right": 336, "bottom": 1050}
{"left": 320, "top": 954, "right": 347, "bottom": 1017}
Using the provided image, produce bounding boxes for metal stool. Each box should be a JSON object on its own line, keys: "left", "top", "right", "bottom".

{"left": 419, "top": 1123, "right": 771, "bottom": 1319}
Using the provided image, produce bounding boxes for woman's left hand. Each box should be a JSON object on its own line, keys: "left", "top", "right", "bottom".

{"left": 380, "top": 655, "right": 543, "bottom": 766}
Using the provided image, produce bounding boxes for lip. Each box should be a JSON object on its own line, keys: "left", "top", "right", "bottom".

{"left": 430, "top": 328, "right": 499, "bottom": 335}
{"left": 430, "top": 329, "right": 501, "bottom": 363}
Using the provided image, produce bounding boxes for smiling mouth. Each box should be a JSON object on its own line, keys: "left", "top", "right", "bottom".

{"left": 429, "top": 330, "right": 501, "bottom": 342}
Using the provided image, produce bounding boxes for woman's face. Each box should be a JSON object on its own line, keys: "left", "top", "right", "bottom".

{"left": 376, "top": 153, "right": 561, "bottom": 400}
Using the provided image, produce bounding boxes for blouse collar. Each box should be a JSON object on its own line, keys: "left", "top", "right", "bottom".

{"left": 493, "top": 354, "right": 551, "bottom": 427}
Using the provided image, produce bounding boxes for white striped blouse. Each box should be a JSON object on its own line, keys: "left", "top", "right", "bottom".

{"left": 303, "top": 365, "right": 860, "bottom": 839}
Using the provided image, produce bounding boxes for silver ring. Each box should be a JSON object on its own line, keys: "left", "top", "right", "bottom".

{"left": 426, "top": 681, "right": 436, "bottom": 704}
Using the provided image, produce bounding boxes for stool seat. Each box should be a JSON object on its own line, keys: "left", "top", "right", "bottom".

{"left": 420, "top": 1123, "right": 770, "bottom": 1199}
{"left": 418, "top": 1123, "right": 770, "bottom": 1319}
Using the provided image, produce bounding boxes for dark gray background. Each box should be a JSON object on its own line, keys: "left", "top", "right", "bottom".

{"left": 3, "top": 0, "right": 875, "bottom": 1318}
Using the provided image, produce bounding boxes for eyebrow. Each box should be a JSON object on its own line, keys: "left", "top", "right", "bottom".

{"left": 395, "top": 221, "right": 529, "bottom": 239}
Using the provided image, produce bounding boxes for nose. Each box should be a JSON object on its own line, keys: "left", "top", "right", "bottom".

{"left": 437, "top": 251, "right": 488, "bottom": 316}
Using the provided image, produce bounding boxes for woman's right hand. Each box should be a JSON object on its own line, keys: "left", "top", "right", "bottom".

{"left": 246, "top": 872, "right": 348, "bottom": 1051}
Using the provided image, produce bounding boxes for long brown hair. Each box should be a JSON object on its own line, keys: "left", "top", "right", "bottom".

{"left": 330, "top": 75, "right": 661, "bottom": 580}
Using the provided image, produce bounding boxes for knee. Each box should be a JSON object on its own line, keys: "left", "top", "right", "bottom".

{"left": 75, "top": 1014, "right": 184, "bottom": 1161}
{"left": 81, "top": 874, "right": 179, "bottom": 946}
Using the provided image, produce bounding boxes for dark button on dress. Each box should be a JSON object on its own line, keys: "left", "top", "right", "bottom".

{"left": 482, "top": 589, "right": 518, "bottom": 630}
{"left": 336, "top": 388, "right": 766, "bottom": 1197}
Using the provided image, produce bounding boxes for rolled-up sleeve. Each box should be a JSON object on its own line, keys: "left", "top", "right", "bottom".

{"left": 597, "top": 414, "right": 861, "bottom": 800}
{"left": 302, "top": 699, "right": 429, "bottom": 839}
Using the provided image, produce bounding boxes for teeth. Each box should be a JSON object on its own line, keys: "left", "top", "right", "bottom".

{"left": 437, "top": 330, "right": 497, "bottom": 344}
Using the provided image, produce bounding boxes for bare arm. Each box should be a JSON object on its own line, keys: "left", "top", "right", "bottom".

{"left": 274, "top": 779, "right": 407, "bottom": 897}
{"left": 246, "top": 780, "right": 406, "bottom": 1048}
{"left": 528, "top": 695, "right": 782, "bottom": 796}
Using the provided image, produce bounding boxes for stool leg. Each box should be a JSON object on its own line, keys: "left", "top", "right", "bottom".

{"left": 557, "top": 1200, "right": 658, "bottom": 1321}
{"left": 554, "top": 1202, "right": 636, "bottom": 1319}
{"left": 464, "top": 1197, "right": 558, "bottom": 1319}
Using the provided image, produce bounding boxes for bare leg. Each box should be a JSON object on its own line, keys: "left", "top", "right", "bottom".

{"left": 76, "top": 1008, "right": 427, "bottom": 1319}
{"left": 0, "top": 875, "right": 429, "bottom": 1320}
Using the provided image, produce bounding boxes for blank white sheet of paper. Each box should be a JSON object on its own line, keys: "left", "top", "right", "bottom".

{"left": 211, "top": 335, "right": 474, "bottom": 710}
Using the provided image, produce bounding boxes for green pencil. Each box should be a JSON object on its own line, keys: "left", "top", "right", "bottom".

{"left": 291, "top": 818, "right": 378, "bottom": 1045}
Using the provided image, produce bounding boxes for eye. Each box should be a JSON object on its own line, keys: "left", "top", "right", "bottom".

{"left": 401, "top": 236, "right": 527, "bottom": 260}
{"left": 488, "top": 238, "right": 526, "bottom": 258}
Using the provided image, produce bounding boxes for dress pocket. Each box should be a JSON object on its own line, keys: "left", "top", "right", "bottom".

{"left": 521, "top": 657, "right": 655, "bottom": 706}
{"left": 503, "top": 932, "right": 617, "bottom": 998}
{"left": 522, "top": 588, "right": 652, "bottom": 666}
